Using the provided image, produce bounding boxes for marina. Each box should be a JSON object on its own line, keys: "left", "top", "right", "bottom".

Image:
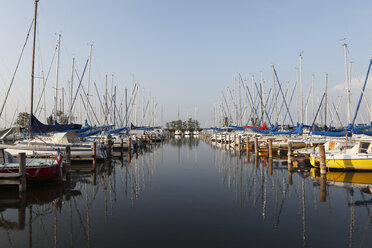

{"left": 1, "top": 0, "right": 372, "bottom": 247}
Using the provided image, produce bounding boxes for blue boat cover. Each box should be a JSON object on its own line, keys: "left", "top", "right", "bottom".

{"left": 107, "top": 127, "right": 129, "bottom": 134}
{"left": 29, "top": 114, "right": 81, "bottom": 134}
{"left": 271, "top": 123, "right": 303, "bottom": 135}
{"left": 228, "top": 125, "right": 245, "bottom": 131}
{"left": 312, "top": 130, "right": 351, "bottom": 137}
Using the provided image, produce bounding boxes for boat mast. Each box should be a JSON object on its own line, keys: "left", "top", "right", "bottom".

{"left": 343, "top": 43, "right": 351, "bottom": 123}
{"left": 300, "top": 53, "right": 303, "bottom": 124}
{"left": 104, "top": 74, "right": 107, "bottom": 125}
{"left": 69, "top": 57, "right": 74, "bottom": 124}
{"left": 312, "top": 74, "right": 314, "bottom": 121}
{"left": 54, "top": 34, "right": 61, "bottom": 120}
{"left": 325, "top": 73, "right": 328, "bottom": 128}
{"left": 86, "top": 44, "right": 93, "bottom": 122}
{"left": 30, "top": 0, "right": 38, "bottom": 120}
{"left": 272, "top": 66, "right": 277, "bottom": 124}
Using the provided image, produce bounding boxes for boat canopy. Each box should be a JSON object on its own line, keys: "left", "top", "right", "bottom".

{"left": 107, "top": 127, "right": 129, "bottom": 134}
{"left": 271, "top": 123, "right": 303, "bottom": 135}
{"left": 312, "top": 130, "right": 351, "bottom": 137}
{"left": 228, "top": 125, "right": 245, "bottom": 131}
{"left": 244, "top": 122, "right": 267, "bottom": 130}
{"left": 51, "top": 132, "right": 80, "bottom": 145}
{"left": 29, "top": 114, "right": 81, "bottom": 134}
{"left": 250, "top": 123, "right": 278, "bottom": 134}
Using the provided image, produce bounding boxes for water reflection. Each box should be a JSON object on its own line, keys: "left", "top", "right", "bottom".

{"left": 210, "top": 138, "right": 372, "bottom": 248}
{"left": 1, "top": 138, "right": 372, "bottom": 247}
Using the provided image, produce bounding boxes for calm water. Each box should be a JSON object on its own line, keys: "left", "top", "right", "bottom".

{"left": 1, "top": 137, "right": 372, "bottom": 247}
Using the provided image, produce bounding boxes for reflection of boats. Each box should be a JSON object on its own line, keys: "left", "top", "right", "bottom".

{"left": 310, "top": 168, "right": 372, "bottom": 192}
{"left": 0, "top": 182, "right": 79, "bottom": 230}
{"left": 0, "top": 149, "right": 66, "bottom": 182}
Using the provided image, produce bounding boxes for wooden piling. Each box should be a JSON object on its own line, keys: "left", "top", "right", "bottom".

{"left": 246, "top": 137, "right": 250, "bottom": 163}
{"left": 255, "top": 153, "right": 259, "bottom": 168}
{"left": 65, "top": 145, "right": 71, "bottom": 181}
{"left": 288, "top": 171, "right": 293, "bottom": 185}
{"left": 107, "top": 137, "right": 112, "bottom": 158}
{"left": 92, "top": 142, "right": 97, "bottom": 171}
{"left": 268, "top": 139, "right": 273, "bottom": 158}
{"left": 120, "top": 138, "right": 124, "bottom": 157}
{"left": 254, "top": 137, "right": 259, "bottom": 154}
{"left": 93, "top": 142, "right": 97, "bottom": 159}
{"left": 319, "top": 144, "right": 326, "bottom": 174}
{"left": 238, "top": 135, "right": 241, "bottom": 158}
{"left": 128, "top": 137, "right": 132, "bottom": 151}
{"left": 18, "top": 153, "right": 26, "bottom": 192}
{"left": 269, "top": 158, "right": 273, "bottom": 176}
{"left": 287, "top": 142, "right": 293, "bottom": 171}
{"left": 320, "top": 173, "right": 327, "bottom": 202}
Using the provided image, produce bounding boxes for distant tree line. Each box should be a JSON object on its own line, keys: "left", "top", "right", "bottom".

{"left": 166, "top": 118, "right": 201, "bottom": 132}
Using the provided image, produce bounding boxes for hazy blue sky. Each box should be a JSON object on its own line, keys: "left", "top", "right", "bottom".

{"left": 1, "top": 0, "right": 372, "bottom": 127}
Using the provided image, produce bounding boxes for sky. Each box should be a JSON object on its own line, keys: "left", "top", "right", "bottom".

{"left": 1, "top": 0, "right": 372, "bottom": 127}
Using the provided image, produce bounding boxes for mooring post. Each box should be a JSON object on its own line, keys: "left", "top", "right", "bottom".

{"left": 320, "top": 173, "right": 327, "bottom": 202}
{"left": 120, "top": 138, "right": 124, "bottom": 157}
{"left": 255, "top": 153, "right": 259, "bottom": 168}
{"left": 65, "top": 145, "right": 71, "bottom": 181}
{"left": 269, "top": 158, "right": 273, "bottom": 176}
{"left": 288, "top": 171, "right": 293, "bottom": 185}
{"left": 238, "top": 135, "right": 241, "bottom": 158}
{"left": 128, "top": 137, "right": 132, "bottom": 151}
{"left": 254, "top": 137, "right": 259, "bottom": 155}
{"left": 319, "top": 144, "right": 327, "bottom": 175}
{"left": 268, "top": 139, "right": 273, "bottom": 159}
{"left": 107, "top": 137, "right": 112, "bottom": 158}
{"left": 287, "top": 142, "right": 293, "bottom": 171}
{"left": 246, "top": 136, "right": 250, "bottom": 163}
{"left": 92, "top": 142, "right": 97, "bottom": 171}
{"left": 18, "top": 152, "right": 26, "bottom": 192}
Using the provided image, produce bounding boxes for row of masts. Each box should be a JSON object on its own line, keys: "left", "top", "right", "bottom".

{"left": 2, "top": 0, "right": 161, "bottom": 129}
{"left": 40, "top": 35, "right": 161, "bottom": 128}
{"left": 212, "top": 44, "right": 371, "bottom": 128}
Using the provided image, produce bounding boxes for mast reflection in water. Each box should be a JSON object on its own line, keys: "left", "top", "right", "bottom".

{"left": 0, "top": 138, "right": 372, "bottom": 247}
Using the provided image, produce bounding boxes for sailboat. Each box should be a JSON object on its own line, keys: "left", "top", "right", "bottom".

{"left": 0, "top": 0, "right": 66, "bottom": 182}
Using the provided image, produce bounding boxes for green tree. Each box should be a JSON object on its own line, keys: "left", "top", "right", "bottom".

{"left": 15, "top": 112, "right": 30, "bottom": 129}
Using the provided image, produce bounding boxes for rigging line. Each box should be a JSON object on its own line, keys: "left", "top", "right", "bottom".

{"left": 351, "top": 59, "right": 372, "bottom": 126}
{"left": 35, "top": 43, "right": 57, "bottom": 115}
{"left": 246, "top": 90, "right": 260, "bottom": 125}
{"left": 283, "top": 82, "right": 298, "bottom": 124}
{"left": 241, "top": 77, "right": 260, "bottom": 124}
{"left": 352, "top": 62, "right": 372, "bottom": 119}
{"left": 0, "top": 19, "right": 34, "bottom": 118}
{"left": 310, "top": 93, "right": 326, "bottom": 132}
{"left": 253, "top": 81, "right": 272, "bottom": 126}
{"left": 222, "top": 91, "right": 232, "bottom": 122}
{"left": 93, "top": 82, "right": 105, "bottom": 120}
{"left": 273, "top": 68, "right": 294, "bottom": 126}
{"left": 69, "top": 59, "right": 89, "bottom": 120}
{"left": 79, "top": 93, "right": 93, "bottom": 125}
{"left": 75, "top": 65, "right": 101, "bottom": 125}
{"left": 331, "top": 100, "right": 343, "bottom": 127}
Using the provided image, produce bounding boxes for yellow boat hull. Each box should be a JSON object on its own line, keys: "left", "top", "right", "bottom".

{"left": 310, "top": 156, "right": 372, "bottom": 170}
